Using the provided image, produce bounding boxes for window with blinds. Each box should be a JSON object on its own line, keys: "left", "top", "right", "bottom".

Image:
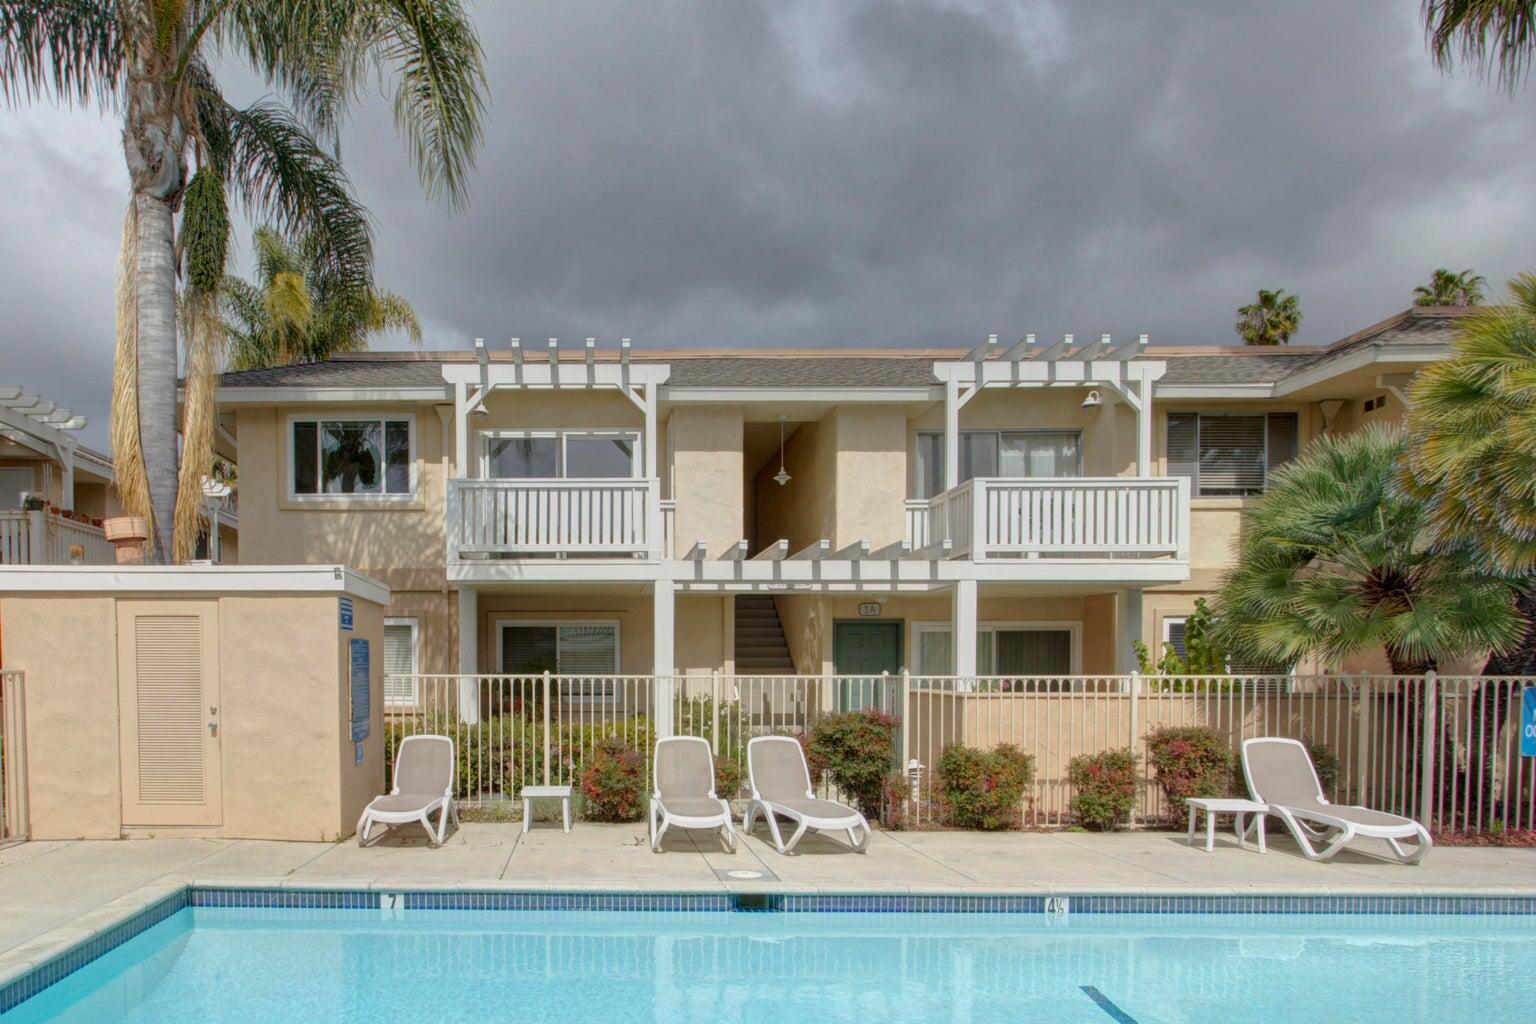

{"left": 498, "top": 622, "right": 620, "bottom": 702}
{"left": 383, "top": 620, "right": 418, "bottom": 705}
{"left": 913, "top": 430, "right": 1083, "bottom": 497}
{"left": 1166, "top": 412, "right": 1297, "bottom": 496}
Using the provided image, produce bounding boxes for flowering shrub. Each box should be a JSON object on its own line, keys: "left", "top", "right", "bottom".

{"left": 579, "top": 737, "right": 646, "bottom": 822}
{"left": 1067, "top": 748, "right": 1141, "bottom": 830}
{"left": 805, "top": 708, "right": 900, "bottom": 819}
{"left": 714, "top": 754, "right": 744, "bottom": 801}
{"left": 936, "top": 743, "right": 1035, "bottom": 830}
{"left": 1145, "top": 726, "right": 1235, "bottom": 816}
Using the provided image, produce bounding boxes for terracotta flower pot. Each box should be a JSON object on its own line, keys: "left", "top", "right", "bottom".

{"left": 102, "top": 516, "right": 150, "bottom": 565}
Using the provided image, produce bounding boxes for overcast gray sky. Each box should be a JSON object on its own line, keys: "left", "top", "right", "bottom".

{"left": 3, "top": 1, "right": 1534, "bottom": 451}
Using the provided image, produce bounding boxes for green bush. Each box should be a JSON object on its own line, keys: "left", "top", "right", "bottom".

{"left": 385, "top": 715, "right": 653, "bottom": 803}
{"left": 1145, "top": 726, "right": 1235, "bottom": 816}
{"left": 1067, "top": 748, "right": 1140, "bottom": 830}
{"left": 805, "top": 708, "right": 900, "bottom": 819}
{"left": 935, "top": 744, "right": 1035, "bottom": 830}
{"left": 1305, "top": 740, "right": 1340, "bottom": 794}
{"left": 580, "top": 737, "right": 646, "bottom": 821}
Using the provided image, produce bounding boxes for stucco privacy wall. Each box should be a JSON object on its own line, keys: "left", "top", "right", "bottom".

{"left": 0, "top": 567, "right": 388, "bottom": 842}
{"left": 670, "top": 406, "right": 744, "bottom": 558}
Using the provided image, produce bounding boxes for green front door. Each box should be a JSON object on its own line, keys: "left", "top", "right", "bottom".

{"left": 833, "top": 621, "right": 902, "bottom": 712}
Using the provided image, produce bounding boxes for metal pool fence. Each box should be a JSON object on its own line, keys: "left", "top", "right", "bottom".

{"left": 383, "top": 671, "right": 1536, "bottom": 835}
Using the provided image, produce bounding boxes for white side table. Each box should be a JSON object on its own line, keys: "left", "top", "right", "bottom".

{"left": 522, "top": 785, "right": 573, "bottom": 834}
{"left": 1185, "top": 797, "right": 1267, "bottom": 853}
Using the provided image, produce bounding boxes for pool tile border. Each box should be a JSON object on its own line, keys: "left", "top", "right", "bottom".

{"left": 5, "top": 887, "right": 1536, "bottom": 1014}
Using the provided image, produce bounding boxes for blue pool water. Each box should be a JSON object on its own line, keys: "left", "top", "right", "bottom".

{"left": 3, "top": 907, "right": 1531, "bottom": 1023}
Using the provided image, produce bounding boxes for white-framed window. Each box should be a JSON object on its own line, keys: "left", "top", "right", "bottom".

{"left": 1162, "top": 616, "right": 1188, "bottom": 660}
{"left": 289, "top": 414, "right": 415, "bottom": 499}
{"left": 912, "top": 621, "right": 1080, "bottom": 683}
{"left": 383, "top": 618, "right": 420, "bottom": 705}
{"left": 494, "top": 619, "right": 621, "bottom": 703}
{"left": 479, "top": 430, "right": 640, "bottom": 480}
{"left": 914, "top": 430, "right": 1081, "bottom": 498}
{"left": 1166, "top": 412, "right": 1297, "bottom": 497}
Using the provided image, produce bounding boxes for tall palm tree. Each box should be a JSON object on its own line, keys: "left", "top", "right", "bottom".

{"left": 1402, "top": 273, "right": 1536, "bottom": 673}
{"left": 1216, "top": 425, "right": 1520, "bottom": 674}
{"left": 1413, "top": 267, "right": 1487, "bottom": 307}
{"left": 222, "top": 226, "right": 422, "bottom": 370}
{"left": 1, "top": 2, "right": 485, "bottom": 560}
{"left": 1234, "top": 288, "right": 1302, "bottom": 346}
{"left": 1424, "top": 1, "right": 1536, "bottom": 91}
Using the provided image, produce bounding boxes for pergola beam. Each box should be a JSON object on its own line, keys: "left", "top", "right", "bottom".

{"left": 719, "top": 539, "right": 749, "bottom": 561}
{"left": 871, "top": 539, "right": 911, "bottom": 560}
{"left": 791, "top": 539, "right": 830, "bottom": 560}
{"left": 833, "top": 540, "right": 870, "bottom": 560}
{"left": 752, "top": 539, "right": 790, "bottom": 561}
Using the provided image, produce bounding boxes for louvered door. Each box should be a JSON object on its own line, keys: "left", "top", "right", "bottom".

{"left": 117, "top": 601, "right": 222, "bottom": 826}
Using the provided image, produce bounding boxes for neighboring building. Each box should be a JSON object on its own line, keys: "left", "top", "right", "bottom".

{"left": 210, "top": 306, "right": 1464, "bottom": 702}
{"left": 1, "top": 387, "right": 238, "bottom": 565}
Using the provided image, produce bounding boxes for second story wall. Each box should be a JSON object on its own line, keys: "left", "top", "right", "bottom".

{"left": 669, "top": 406, "right": 742, "bottom": 557}
{"left": 235, "top": 404, "right": 449, "bottom": 586}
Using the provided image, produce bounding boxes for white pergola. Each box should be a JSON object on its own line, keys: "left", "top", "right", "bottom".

{"left": 932, "top": 333, "right": 1166, "bottom": 481}
{"left": 440, "top": 337, "right": 673, "bottom": 478}
{"left": 0, "top": 387, "right": 89, "bottom": 510}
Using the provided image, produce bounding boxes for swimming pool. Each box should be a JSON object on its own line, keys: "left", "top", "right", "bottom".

{"left": 2, "top": 891, "right": 1531, "bottom": 1023}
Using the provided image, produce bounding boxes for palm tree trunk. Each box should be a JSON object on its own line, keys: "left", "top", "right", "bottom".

{"left": 121, "top": 63, "right": 186, "bottom": 561}
{"left": 134, "top": 193, "right": 179, "bottom": 559}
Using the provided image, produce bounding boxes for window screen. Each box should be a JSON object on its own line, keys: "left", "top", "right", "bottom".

{"left": 383, "top": 622, "right": 417, "bottom": 705}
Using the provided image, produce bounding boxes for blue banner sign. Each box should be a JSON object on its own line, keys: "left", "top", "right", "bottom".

{"left": 339, "top": 596, "right": 354, "bottom": 632}
{"left": 350, "top": 638, "right": 370, "bottom": 744}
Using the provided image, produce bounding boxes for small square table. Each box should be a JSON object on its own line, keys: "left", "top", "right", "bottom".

{"left": 521, "top": 785, "right": 573, "bottom": 834}
{"left": 1185, "top": 797, "right": 1267, "bottom": 853}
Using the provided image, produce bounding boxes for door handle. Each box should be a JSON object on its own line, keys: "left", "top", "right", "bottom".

{"left": 208, "top": 721, "right": 219, "bottom": 737}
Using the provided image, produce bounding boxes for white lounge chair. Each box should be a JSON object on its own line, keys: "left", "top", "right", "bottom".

{"left": 357, "top": 734, "right": 459, "bottom": 847}
{"left": 743, "top": 735, "right": 870, "bottom": 854}
{"left": 1241, "top": 736, "right": 1431, "bottom": 865}
{"left": 650, "top": 735, "right": 737, "bottom": 853}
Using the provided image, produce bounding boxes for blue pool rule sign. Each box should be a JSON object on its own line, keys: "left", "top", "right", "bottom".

{"left": 1522, "top": 687, "right": 1536, "bottom": 757}
{"left": 339, "top": 596, "right": 354, "bottom": 631}
{"left": 350, "top": 638, "right": 371, "bottom": 747}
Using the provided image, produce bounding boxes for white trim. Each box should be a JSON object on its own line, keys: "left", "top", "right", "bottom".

{"left": 661, "top": 385, "right": 940, "bottom": 404}
{"left": 383, "top": 617, "right": 421, "bottom": 705}
{"left": 910, "top": 619, "right": 1082, "bottom": 676}
{"left": 286, "top": 412, "right": 418, "bottom": 503}
{"left": 0, "top": 564, "right": 390, "bottom": 603}
{"left": 214, "top": 386, "right": 450, "bottom": 405}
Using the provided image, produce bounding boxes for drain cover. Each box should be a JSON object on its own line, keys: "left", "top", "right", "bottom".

{"left": 726, "top": 869, "right": 764, "bottom": 879}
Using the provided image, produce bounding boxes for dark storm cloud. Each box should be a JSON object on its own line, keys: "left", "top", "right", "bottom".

{"left": 4, "top": 1, "right": 1536, "bottom": 449}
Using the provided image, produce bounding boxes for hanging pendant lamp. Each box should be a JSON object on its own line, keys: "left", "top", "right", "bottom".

{"left": 774, "top": 415, "right": 791, "bottom": 486}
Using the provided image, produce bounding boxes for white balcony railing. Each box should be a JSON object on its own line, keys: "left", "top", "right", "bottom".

{"left": 0, "top": 510, "right": 115, "bottom": 565}
{"left": 907, "top": 477, "right": 1189, "bottom": 560}
{"left": 448, "top": 478, "right": 660, "bottom": 559}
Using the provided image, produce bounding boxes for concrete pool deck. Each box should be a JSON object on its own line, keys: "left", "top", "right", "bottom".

{"left": 4, "top": 824, "right": 1535, "bottom": 983}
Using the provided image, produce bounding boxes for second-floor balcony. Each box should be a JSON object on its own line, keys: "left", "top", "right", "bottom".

{"left": 0, "top": 509, "right": 115, "bottom": 565}
{"left": 447, "top": 477, "right": 663, "bottom": 560}
{"left": 905, "top": 477, "right": 1189, "bottom": 561}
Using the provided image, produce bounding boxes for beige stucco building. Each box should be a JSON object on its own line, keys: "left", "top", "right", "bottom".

{"left": 206, "top": 306, "right": 1464, "bottom": 722}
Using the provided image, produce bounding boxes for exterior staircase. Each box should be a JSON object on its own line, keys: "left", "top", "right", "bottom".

{"left": 734, "top": 595, "right": 796, "bottom": 675}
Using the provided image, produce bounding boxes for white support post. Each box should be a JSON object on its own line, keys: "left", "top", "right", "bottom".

{"left": 456, "top": 585, "right": 480, "bottom": 724}
{"left": 452, "top": 381, "right": 469, "bottom": 478}
{"left": 24, "top": 509, "right": 44, "bottom": 564}
{"left": 56, "top": 446, "right": 74, "bottom": 511}
{"left": 1117, "top": 588, "right": 1144, "bottom": 675}
{"left": 1419, "top": 671, "right": 1438, "bottom": 832}
{"left": 1135, "top": 376, "right": 1152, "bottom": 477}
{"left": 943, "top": 378, "right": 960, "bottom": 491}
{"left": 953, "top": 578, "right": 977, "bottom": 682}
{"left": 653, "top": 578, "right": 676, "bottom": 737}
{"left": 644, "top": 385, "right": 661, "bottom": 558}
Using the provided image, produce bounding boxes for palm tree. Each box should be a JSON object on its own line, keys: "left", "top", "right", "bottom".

{"left": 1402, "top": 273, "right": 1536, "bottom": 673}
{"left": 1424, "top": 1, "right": 1536, "bottom": 91}
{"left": 1413, "top": 267, "right": 1487, "bottom": 306}
{"left": 1216, "top": 425, "right": 1520, "bottom": 674}
{"left": 1235, "top": 288, "right": 1302, "bottom": 346}
{"left": 1, "top": 2, "right": 485, "bottom": 561}
{"left": 222, "top": 227, "right": 422, "bottom": 370}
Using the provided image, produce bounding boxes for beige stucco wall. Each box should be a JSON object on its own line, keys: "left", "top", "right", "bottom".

{"left": 0, "top": 589, "right": 386, "bottom": 842}
{"left": 670, "top": 406, "right": 743, "bottom": 558}
{"left": 1, "top": 595, "right": 121, "bottom": 839}
{"left": 833, "top": 406, "right": 907, "bottom": 549}
{"left": 755, "top": 416, "right": 835, "bottom": 553}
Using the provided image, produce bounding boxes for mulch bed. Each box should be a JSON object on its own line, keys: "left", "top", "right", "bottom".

{"left": 1432, "top": 829, "right": 1536, "bottom": 847}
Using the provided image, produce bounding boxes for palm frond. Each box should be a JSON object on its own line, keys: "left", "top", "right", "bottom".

{"left": 0, "top": 0, "right": 122, "bottom": 106}
{"left": 367, "top": 289, "right": 422, "bottom": 343}
{"left": 1425, "top": 0, "right": 1536, "bottom": 91}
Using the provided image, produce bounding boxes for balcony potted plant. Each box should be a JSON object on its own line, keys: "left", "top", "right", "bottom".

{"left": 102, "top": 516, "right": 150, "bottom": 565}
